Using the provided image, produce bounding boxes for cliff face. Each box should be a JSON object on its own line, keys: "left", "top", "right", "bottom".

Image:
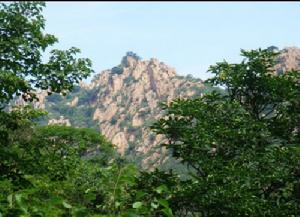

{"left": 42, "top": 53, "right": 215, "bottom": 169}
{"left": 274, "top": 47, "right": 300, "bottom": 74}
{"left": 82, "top": 55, "right": 212, "bottom": 168}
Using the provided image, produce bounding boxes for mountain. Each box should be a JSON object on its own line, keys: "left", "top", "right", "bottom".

{"left": 14, "top": 47, "right": 300, "bottom": 169}
{"left": 34, "top": 52, "right": 219, "bottom": 169}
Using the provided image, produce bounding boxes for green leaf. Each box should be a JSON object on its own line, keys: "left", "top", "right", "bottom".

{"left": 158, "top": 199, "right": 169, "bottom": 208}
{"left": 115, "top": 201, "right": 120, "bottom": 208}
{"left": 15, "top": 194, "right": 23, "bottom": 206}
{"left": 162, "top": 207, "right": 174, "bottom": 217}
{"left": 7, "top": 194, "right": 13, "bottom": 207}
{"left": 62, "top": 201, "right": 72, "bottom": 209}
{"left": 135, "top": 191, "right": 147, "bottom": 200}
{"left": 151, "top": 202, "right": 159, "bottom": 209}
{"left": 15, "top": 193, "right": 27, "bottom": 212}
{"left": 155, "top": 185, "right": 168, "bottom": 194}
{"left": 132, "top": 201, "right": 143, "bottom": 209}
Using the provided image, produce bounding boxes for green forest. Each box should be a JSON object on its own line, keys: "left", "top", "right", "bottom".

{"left": 1, "top": 2, "right": 300, "bottom": 217}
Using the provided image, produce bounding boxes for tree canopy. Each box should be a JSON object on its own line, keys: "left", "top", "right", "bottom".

{"left": 0, "top": 2, "right": 93, "bottom": 107}
{"left": 151, "top": 48, "right": 300, "bottom": 216}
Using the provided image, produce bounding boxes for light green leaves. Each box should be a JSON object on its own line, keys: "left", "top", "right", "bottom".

{"left": 158, "top": 200, "right": 174, "bottom": 217}
{"left": 132, "top": 202, "right": 143, "bottom": 209}
{"left": 155, "top": 185, "right": 168, "bottom": 194}
{"left": 0, "top": 2, "right": 94, "bottom": 104}
{"left": 7, "top": 194, "right": 13, "bottom": 208}
{"left": 62, "top": 201, "right": 72, "bottom": 209}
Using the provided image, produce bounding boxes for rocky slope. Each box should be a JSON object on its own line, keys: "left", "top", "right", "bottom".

{"left": 14, "top": 47, "right": 300, "bottom": 169}
{"left": 41, "top": 52, "right": 217, "bottom": 169}
{"left": 274, "top": 46, "right": 300, "bottom": 74}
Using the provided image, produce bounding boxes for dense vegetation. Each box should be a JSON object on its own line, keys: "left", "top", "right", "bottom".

{"left": 151, "top": 49, "right": 300, "bottom": 216}
{"left": 1, "top": 2, "right": 299, "bottom": 216}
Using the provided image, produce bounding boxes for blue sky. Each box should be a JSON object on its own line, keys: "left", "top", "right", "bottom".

{"left": 43, "top": 2, "right": 300, "bottom": 81}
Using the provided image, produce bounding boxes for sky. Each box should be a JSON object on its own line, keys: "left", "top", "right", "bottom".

{"left": 43, "top": 2, "right": 300, "bottom": 81}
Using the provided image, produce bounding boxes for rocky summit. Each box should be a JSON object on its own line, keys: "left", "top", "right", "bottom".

{"left": 32, "top": 52, "right": 217, "bottom": 169}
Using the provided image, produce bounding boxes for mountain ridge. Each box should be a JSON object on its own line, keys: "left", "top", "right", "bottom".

{"left": 43, "top": 52, "right": 217, "bottom": 169}
{"left": 14, "top": 47, "right": 300, "bottom": 169}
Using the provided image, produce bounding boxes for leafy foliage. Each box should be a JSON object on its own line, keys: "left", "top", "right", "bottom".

{"left": 0, "top": 2, "right": 93, "bottom": 107}
{"left": 121, "top": 51, "right": 141, "bottom": 67}
{"left": 0, "top": 2, "right": 177, "bottom": 216}
{"left": 111, "top": 66, "right": 124, "bottom": 75}
{"left": 151, "top": 48, "right": 300, "bottom": 216}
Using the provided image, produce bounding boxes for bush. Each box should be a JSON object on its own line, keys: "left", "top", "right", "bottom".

{"left": 111, "top": 66, "right": 124, "bottom": 75}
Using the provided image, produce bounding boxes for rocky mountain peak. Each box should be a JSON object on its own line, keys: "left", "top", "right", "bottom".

{"left": 120, "top": 51, "right": 141, "bottom": 68}
{"left": 26, "top": 47, "right": 300, "bottom": 169}
{"left": 43, "top": 53, "right": 210, "bottom": 169}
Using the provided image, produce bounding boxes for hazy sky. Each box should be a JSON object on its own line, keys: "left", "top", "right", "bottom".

{"left": 43, "top": 2, "right": 300, "bottom": 81}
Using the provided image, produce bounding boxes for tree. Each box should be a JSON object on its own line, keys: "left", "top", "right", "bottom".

{"left": 125, "top": 51, "right": 141, "bottom": 60}
{"left": 208, "top": 48, "right": 299, "bottom": 143}
{"left": 0, "top": 0, "right": 94, "bottom": 186}
{"left": 0, "top": 2, "right": 93, "bottom": 108}
{"left": 0, "top": 2, "right": 100, "bottom": 216}
{"left": 121, "top": 51, "right": 141, "bottom": 67}
{"left": 0, "top": 117, "right": 121, "bottom": 216}
{"left": 152, "top": 48, "right": 300, "bottom": 216}
{"left": 0, "top": 3, "right": 158, "bottom": 216}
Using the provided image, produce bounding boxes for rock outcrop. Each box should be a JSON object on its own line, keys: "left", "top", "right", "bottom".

{"left": 48, "top": 116, "right": 71, "bottom": 126}
{"left": 44, "top": 52, "right": 210, "bottom": 169}
{"left": 274, "top": 47, "right": 300, "bottom": 74}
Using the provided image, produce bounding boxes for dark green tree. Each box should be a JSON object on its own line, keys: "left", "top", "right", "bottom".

{"left": 0, "top": 0, "right": 94, "bottom": 186}
{"left": 0, "top": 2, "right": 103, "bottom": 216}
{"left": 0, "top": 2, "right": 93, "bottom": 107}
{"left": 152, "top": 48, "right": 300, "bottom": 216}
{"left": 0, "top": 4, "right": 157, "bottom": 217}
